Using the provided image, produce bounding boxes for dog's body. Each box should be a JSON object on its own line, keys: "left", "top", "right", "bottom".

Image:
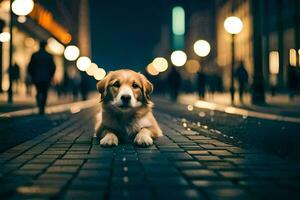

{"left": 95, "top": 69, "right": 162, "bottom": 146}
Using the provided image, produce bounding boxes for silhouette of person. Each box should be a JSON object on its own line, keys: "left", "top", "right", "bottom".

{"left": 167, "top": 66, "right": 182, "bottom": 101}
{"left": 197, "top": 70, "right": 206, "bottom": 99}
{"left": 287, "top": 64, "right": 298, "bottom": 100}
{"left": 9, "top": 62, "right": 20, "bottom": 93}
{"left": 28, "top": 41, "right": 56, "bottom": 115}
{"left": 235, "top": 61, "right": 248, "bottom": 103}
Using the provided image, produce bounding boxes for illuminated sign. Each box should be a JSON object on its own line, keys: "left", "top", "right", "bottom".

{"left": 29, "top": 3, "right": 72, "bottom": 44}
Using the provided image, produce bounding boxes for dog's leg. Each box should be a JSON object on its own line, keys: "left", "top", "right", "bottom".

{"left": 100, "top": 132, "right": 118, "bottom": 146}
{"left": 134, "top": 128, "right": 153, "bottom": 146}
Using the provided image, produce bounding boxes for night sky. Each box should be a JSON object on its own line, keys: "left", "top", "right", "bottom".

{"left": 90, "top": 0, "right": 168, "bottom": 71}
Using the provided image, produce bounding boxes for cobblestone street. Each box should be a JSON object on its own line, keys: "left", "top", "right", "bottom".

{"left": 1, "top": 103, "right": 300, "bottom": 200}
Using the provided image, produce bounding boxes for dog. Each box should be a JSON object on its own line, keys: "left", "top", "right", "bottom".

{"left": 94, "top": 69, "right": 162, "bottom": 147}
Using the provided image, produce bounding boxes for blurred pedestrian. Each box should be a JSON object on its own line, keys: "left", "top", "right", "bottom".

{"left": 9, "top": 62, "right": 20, "bottom": 93}
{"left": 197, "top": 70, "right": 206, "bottom": 99}
{"left": 287, "top": 64, "right": 298, "bottom": 100}
{"left": 235, "top": 61, "right": 248, "bottom": 103}
{"left": 28, "top": 41, "right": 56, "bottom": 115}
{"left": 167, "top": 66, "right": 182, "bottom": 101}
{"left": 25, "top": 74, "right": 33, "bottom": 96}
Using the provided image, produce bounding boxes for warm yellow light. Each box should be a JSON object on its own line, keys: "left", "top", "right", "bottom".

{"left": 12, "top": 0, "right": 34, "bottom": 16}
{"left": 76, "top": 56, "right": 91, "bottom": 71}
{"left": 193, "top": 40, "right": 211, "bottom": 57}
{"left": 94, "top": 68, "right": 106, "bottom": 80}
{"left": 185, "top": 59, "right": 200, "bottom": 74}
{"left": 170, "top": 50, "right": 187, "bottom": 67}
{"left": 64, "top": 45, "right": 80, "bottom": 61}
{"left": 290, "top": 49, "right": 297, "bottom": 67}
{"left": 224, "top": 16, "right": 243, "bottom": 35}
{"left": 86, "top": 62, "right": 98, "bottom": 76}
{"left": 0, "top": 32, "right": 10, "bottom": 42}
{"left": 17, "top": 16, "right": 27, "bottom": 23}
{"left": 47, "top": 37, "right": 64, "bottom": 55}
{"left": 269, "top": 51, "right": 279, "bottom": 74}
{"left": 147, "top": 63, "right": 159, "bottom": 76}
{"left": 152, "top": 57, "right": 168, "bottom": 72}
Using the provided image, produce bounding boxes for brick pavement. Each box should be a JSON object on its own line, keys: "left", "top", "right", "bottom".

{"left": 0, "top": 106, "right": 300, "bottom": 200}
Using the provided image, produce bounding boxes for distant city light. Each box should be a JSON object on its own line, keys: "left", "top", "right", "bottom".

{"left": 269, "top": 51, "right": 279, "bottom": 74}
{"left": 64, "top": 45, "right": 80, "bottom": 61}
{"left": 224, "top": 16, "right": 243, "bottom": 35}
{"left": 170, "top": 50, "right": 187, "bottom": 67}
{"left": 152, "top": 57, "right": 168, "bottom": 72}
{"left": 289, "top": 49, "right": 297, "bottom": 67}
{"left": 76, "top": 56, "right": 91, "bottom": 71}
{"left": 17, "top": 16, "right": 27, "bottom": 23}
{"left": 86, "top": 62, "right": 98, "bottom": 76}
{"left": 147, "top": 63, "right": 159, "bottom": 76}
{"left": 12, "top": 0, "right": 34, "bottom": 16}
{"left": 172, "top": 6, "right": 185, "bottom": 35}
{"left": 47, "top": 37, "right": 64, "bottom": 55}
{"left": 185, "top": 59, "right": 200, "bottom": 74}
{"left": 193, "top": 40, "right": 211, "bottom": 57}
{"left": 0, "top": 32, "right": 10, "bottom": 42}
{"left": 94, "top": 68, "right": 106, "bottom": 80}
{"left": 24, "top": 37, "right": 35, "bottom": 47}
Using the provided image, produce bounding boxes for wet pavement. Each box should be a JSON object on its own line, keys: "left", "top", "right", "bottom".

{"left": 0, "top": 99, "right": 300, "bottom": 200}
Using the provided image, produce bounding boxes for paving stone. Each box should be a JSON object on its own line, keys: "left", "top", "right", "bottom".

{"left": 174, "top": 161, "right": 203, "bottom": 168}
{"left": 53, "top": 159, "right": 84, "bottom": 166}
{"left": 46, "top": 166, "right": 79, "bottom": 173}
{"left": 63, "top": 190, "right": 105, "bottom": 200}
{"left": 155, "top": 189, "right": 203, "bottom": 200}
{"left": 182, "top": 169, "right": 218, "bottom": 178}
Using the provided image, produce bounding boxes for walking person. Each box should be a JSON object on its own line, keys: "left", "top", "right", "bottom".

{"left": 28, "top": 41, "right": 56, "bottom": 115}
{"left": 235, "top": 61, "right": 248, "bottom": 103}
{"left": 197, "top": 70, "right": 206, "bottom": 99}
{"left": 167, "top": 66, "right": 182, "bottom": 101}
{"left": 287, "top": 64, "right": 298, "bottom": 100}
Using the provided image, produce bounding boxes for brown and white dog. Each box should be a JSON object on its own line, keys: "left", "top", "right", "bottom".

{"left": 94, "top": 69, "right": 162, "bottom": 147}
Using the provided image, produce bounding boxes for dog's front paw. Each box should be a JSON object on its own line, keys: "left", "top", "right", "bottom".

{"left": 100, "top": 133, "right": 118, "bottom": 147}
{"left": 134, "top": 133, "right": 153, "bottom": 146}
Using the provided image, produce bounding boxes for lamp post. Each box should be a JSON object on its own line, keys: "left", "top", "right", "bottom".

{"left": 7, "top": 0, "right": 34, "bottom": 103}
{"left": 224, "top": 16, "right": 243, "bottom": 104}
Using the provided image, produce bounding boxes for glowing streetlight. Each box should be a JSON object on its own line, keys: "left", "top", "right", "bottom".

{"left": 12, "top": 0, "right": 34, "bottom": 16}
{"left": 152, "top": 57, "right": 168, "bottom": 72}
{"left": 224, "top": 16, "right": 243, "bottom": 35}
{"left": 76, "top": 56, "right": 91, "bottom": 71}
{"left": 146, "top": 63, "right": 159, "bottom": 76}
{"left": 170, "top": 50, "right": 187, "bottom": 67}
{"left": 86, "top": 62, "right": 99, "bottom": 76}
{"left": 193, "top": 40, "right": 211, "bottom": 57}
{"left": 224, "top": 16, "right": 243, "bottom": 104}
{"left": 0, "top": 32, "right": 10, "bottom": 42}
{"left": 94, "top": 68, "right": 106, "bottom": 80}
{"left": 64, "top": 45, "right": 80, "bottom": 61}
{"left": 47, "top": 37, "right": 64, "bottom": 55}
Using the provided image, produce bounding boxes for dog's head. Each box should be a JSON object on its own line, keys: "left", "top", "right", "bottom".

{"left": 96, "top": 69, "right": 153, "bottom": 110}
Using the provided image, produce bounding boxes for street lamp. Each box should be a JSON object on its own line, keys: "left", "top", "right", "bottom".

{"left": 152, "top": 57, "right": 168, "bottom": 72}
{"left": 7, "top": 0, "right": 34, "bottom": 103}
{"left": 170, "top": 50, "right": 187, "bottom": 67}
{"left": 64, "top": 45, "right": 80, "bottom": 61}
{"left": 224, "top": 16, "right": 243, "bottom": 104}
{"left": 94, "top": 68, "right": 106, "bottom": 81}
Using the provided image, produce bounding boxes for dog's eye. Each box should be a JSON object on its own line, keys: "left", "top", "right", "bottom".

{"left": 132, "top": 82, "right": 139, "bottom": 89}
{"left": 112, "top": 81, "right": 120, "bottom": 88}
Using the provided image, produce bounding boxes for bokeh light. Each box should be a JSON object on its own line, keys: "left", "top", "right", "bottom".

{"left": 147, "top": 63, "right": 159, "bottom": 76}
{"left": 76, "top": 56, "right": 91, "bottom": 71}
{"left": 185, "top": 59, "right": 200, "bottom": 74}
{"left": 47, "top": 37, "right": 64, "bottom": 55}
{"left": 12, "top": 0, "right": 34, "bottom": 16}
{"left": 170, "top": 50, "right": 187, "bottom": 67}
{"left": 64, "top": 45, "right": 80, "bottom": 61}
{"left": 152, "top": 57, "right": 168, "bottom": 72}
{"left": 0, "top": 32, "right": 10, "bottom": 42}
{"left": 94, "top": 68, "right": 106, "bottom": 80}
{"left": 17, "top": 16, "right": 27, "bottom": 23}
{"left": 193, "top": 40, "right": 211, "bottom": 57}
{"left": 224, "top": 16, "right": 243, "bottom": 35}
{"left": 86, "top": 62, "right": 98, "bottom": 76}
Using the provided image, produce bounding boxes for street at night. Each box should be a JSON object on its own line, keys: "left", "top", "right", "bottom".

{"left": 1, "top": 0, "right": 300, "bottom": 200}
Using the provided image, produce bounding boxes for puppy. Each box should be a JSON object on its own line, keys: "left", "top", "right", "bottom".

{"left": 94, "top": 69, "right": 162, "bottom": 147}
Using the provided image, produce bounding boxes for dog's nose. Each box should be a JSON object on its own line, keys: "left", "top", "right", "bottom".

{"left": 121, "top": 95, "right": 131, "bottom": 103}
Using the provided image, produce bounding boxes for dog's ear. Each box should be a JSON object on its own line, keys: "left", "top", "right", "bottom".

{"left": 140, "top": 73, "right": 153, "bottom": 103}
{"left": 96, "top": 73, "right": 111, "bottom": 102}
